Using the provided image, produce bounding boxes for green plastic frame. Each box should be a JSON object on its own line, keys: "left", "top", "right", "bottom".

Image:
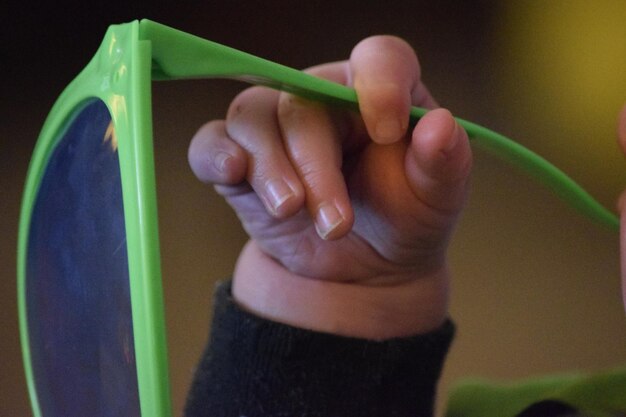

{"left": 17, "top": 21, "right": 169, "bottom": 417}
{"left": 18, "top": 19, "right": 619, "bottom": 417}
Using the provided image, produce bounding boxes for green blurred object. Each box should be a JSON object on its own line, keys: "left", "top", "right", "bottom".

{"left": 446, "top": 366, "right": 626, "bottom": 417}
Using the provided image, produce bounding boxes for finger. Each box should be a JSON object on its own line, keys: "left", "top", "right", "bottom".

{"left": 188, "top": 120, "right": 247, "bottom": 185}
{"left": 225, "top": 87, "right": 305, "bottom": 218}
{"left": 277, "top": 63, "right": 356, "bottom": 240}
{"left": 278, "top": 93, "right": 354, "bottom": 240}
{"left": 405, "top": 108, "right": 472, "bottom": 217}
{"left": 350, "top": 35, "right": 437, "bottom": 145}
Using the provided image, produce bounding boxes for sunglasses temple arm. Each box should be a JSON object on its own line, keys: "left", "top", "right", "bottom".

{"left": 139, "top": 19, "right": 619, "bottom": 231}
{"left": 461, "top": 118, "right": 620, "bottom": 231}
{"left": 140, "top": 19, "right": 362, "bottom": 110}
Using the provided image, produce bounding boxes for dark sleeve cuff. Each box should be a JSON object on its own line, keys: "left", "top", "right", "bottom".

{"left": 184, "top": 280, "right": 455, "bottom": 417}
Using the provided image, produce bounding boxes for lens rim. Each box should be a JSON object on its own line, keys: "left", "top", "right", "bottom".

{"left": 17, "top": 21, "right": 172, "bottom": 417}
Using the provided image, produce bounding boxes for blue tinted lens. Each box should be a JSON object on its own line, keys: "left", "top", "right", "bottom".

{"left": 26, "top": 100, "right": 141, "bottom": 417}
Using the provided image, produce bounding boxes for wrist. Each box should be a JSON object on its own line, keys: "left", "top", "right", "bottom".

{"left": 232, "top": 240, "right": 449, "bottom": 340}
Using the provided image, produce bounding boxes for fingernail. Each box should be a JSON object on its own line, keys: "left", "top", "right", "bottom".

{"left": 266, "top": 178, "right": 294, "bottom": 214}
{"left": 214, "top": 152, "right": 232, "bottom": 173}
{"left": 315, "top": 204, "right": 344, "bottom": 239}
{"left": 375, "top": 116, "right": 403, "bottom": 144}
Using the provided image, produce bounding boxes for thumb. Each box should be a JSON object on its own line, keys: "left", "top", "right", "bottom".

{"left": 405, "top": 108, "right": 472, "bottom": 216}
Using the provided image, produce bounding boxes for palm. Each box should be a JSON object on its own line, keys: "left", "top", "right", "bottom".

{"left": 221, "top": 138, "right": 456, "bottom": 283}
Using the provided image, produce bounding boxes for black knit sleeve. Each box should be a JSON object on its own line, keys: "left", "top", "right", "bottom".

{"left": 184, "top": 281, "right": 455, "bottom": 417}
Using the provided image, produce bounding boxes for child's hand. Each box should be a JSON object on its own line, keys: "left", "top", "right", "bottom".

{"left": 189, "top": 36, "right": 472, "bottom": 338}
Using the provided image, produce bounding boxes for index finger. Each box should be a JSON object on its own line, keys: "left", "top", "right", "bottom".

{"left": 350, "top": 35, "right": 437, "bottom": 145}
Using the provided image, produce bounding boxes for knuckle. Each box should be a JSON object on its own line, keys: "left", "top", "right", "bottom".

{"left": 277, "top": 93, "right": 312, "bottom": 122}
{"left": 296, "top": 158, "right": 329, "bottom": 190}
{"left": 226, "top": 87, "right": 259, "bottom": 121}
{"left": 227, "top": 86, "right": 278, "bottom": 123}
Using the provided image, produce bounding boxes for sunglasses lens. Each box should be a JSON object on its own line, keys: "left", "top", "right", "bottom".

{"left": 26, "top": 100, "right": 141, "bottom": 416}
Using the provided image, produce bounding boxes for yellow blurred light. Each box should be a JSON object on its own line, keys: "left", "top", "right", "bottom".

{"left": 502, "top": 1, "right": 625, "bottom": 124}
{"left": 496, "top": 0, "right": 626, "bottom": 205}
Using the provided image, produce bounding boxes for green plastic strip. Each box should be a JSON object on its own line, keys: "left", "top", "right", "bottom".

{"left": 459, "top": 117, "right": 619, "bottom": 231}
{"left": 139, "top": 19, "right": 619, "bottom": 231}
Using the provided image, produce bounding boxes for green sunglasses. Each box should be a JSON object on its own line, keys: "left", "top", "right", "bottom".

{"left": 17, "top": 19, "right": 619, "bottom": 417}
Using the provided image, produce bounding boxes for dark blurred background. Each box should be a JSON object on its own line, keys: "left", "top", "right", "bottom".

{"left": 2, "top": 1, "right": 626, "bottom": 415}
